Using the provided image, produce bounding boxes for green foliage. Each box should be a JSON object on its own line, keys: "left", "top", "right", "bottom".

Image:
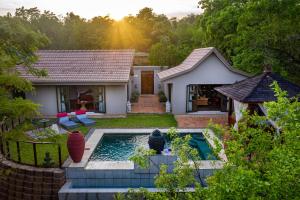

{"left": 202, "top": 82, "right": 300, "bottom": 199}
{"left": 122, "top": 128, "right": 207, "bottom": 200}
{"left": 0, "top": 15, "right": 48, "bottom": 126}
{"left": 130, "top": 91, "right": 140, "bottom": 103}
{"left": 42, "top": 152, "right": 55, "bottom": 167}
{"left": 120, "top": 84, "right": 299, "bottom": 199}
{"left": 130, "top": 147, "right": 156, "bottom": 169}
{"left": 198, "top": 0, "right": 300, "bottom": 83}
{"left": 5, "top": 3, "right": 299, "bottom": 82}
{"left": 158, "top": 91, "right": 167, "bottom": 102}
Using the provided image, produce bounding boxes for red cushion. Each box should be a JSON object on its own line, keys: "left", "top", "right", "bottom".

{"left": 57, "top": 112, "right": 68, "bottom": 118}
{"left": 75, "top": 110, "right": 86, "bottom": 115}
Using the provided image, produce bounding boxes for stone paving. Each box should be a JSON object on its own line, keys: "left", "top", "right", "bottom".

{"left": 131, "top": 95, "right": 165, "bottom": 113}
{"left": 176, "top": 114, "right": 228, "bottom": 128}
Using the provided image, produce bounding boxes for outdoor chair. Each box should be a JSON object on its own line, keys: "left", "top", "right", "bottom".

{"left": 75, "top": 110, "right": 95, "bottom": 126}
{"left": 57, "top": 112, "right": 79, "bottom": 129}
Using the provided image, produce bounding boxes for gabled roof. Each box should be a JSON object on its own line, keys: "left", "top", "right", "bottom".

{"left": 215, "top": 72, "right": 300, "bottom": 103}
{"left": 157, "top": 47, "right": 249, "bottom": 81}
{"left": 17, "top": 50, "right": 134, "bottom": 84}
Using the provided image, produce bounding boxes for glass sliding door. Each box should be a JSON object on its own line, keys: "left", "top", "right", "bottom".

{"left": 186, "top": 84, "right": 225, "bottom": 112}
{"left": 57, "top": 85, "right": 106, "bottom": 113}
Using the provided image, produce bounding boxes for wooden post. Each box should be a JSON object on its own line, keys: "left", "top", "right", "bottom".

{"left": 228, "top": 98, "right": 233, "bottom": 125}
{"left": 33, "top": 143, "right": 37, "bottom": 166}
{"left": 6, "top": 141, "right": 10, "bottom": 159}
{"left": 16, "top": 141, "right": 21, "bottom": 163}
{"left": 58, "top": 144, "right": 62, "bottom": 168}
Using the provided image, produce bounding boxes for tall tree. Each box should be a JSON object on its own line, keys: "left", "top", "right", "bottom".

{"left": 198, "top": 0, "right": 300, "bottom": 83}
{"left": 0, "top": 15, "right": 48, "bottom": 126}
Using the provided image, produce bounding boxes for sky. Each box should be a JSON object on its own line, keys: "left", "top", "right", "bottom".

{"left": 0, "top": 0, "right": 202, "bottom": 20}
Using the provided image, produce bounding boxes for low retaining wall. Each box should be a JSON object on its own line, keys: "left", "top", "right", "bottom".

{"left": 0, "top": 156, "right": 65, "bottom": 200}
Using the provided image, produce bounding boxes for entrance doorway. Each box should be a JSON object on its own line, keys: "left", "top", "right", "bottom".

{"left": 141, "top": 71, "right": 154, "bottom": 94}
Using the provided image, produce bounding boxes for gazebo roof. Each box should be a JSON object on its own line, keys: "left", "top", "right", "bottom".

{"left": 215, "top": 72, "right": 300, "bottom": 103}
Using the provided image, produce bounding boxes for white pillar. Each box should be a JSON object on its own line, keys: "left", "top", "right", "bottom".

{"left": 127, "top": 101, "right": 132, "bottom": 113}
{"left": 166, "top": 101, "right": 171, "bottom": 113}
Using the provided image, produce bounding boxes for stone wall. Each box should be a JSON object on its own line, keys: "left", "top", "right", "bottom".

{"left": 0, "top": 156, "right": 65, "bottom": 200}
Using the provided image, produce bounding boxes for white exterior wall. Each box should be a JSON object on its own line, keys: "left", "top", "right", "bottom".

{"left": 163, "top": 55, "right": 247, "bottom": 114}
{"left": 132, "top": 66, "right": 167, "bottom": 95}
{"left": 105, "top": 85, "right": 127, "bottom": 114}
{"left": 26, "top": 86, "right": 58, "bottom": 116}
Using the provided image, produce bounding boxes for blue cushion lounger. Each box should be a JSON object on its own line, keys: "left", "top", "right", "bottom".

{"left": 76, "top": 114, "right": 95, "bottom": 126}
{"left": 57, "top": 114, "right": 79, "bottom": 129}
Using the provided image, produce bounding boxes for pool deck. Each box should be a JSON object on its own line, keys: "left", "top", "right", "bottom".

{"left": 60, "top": 128, "right": 227, "bottom": 200}
{"left": 64, "top": 128, "right": 227, "bottom": 169}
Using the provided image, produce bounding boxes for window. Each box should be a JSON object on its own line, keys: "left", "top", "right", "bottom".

{"left": 57, "top": 86, "right": 105, "bottom": 113}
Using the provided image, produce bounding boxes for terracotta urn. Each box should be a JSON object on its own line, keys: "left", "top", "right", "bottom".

{"left": 67, "top": 131, "right": 85, "bottom": 163}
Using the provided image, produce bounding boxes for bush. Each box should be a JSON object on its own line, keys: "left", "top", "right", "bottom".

{"left": 158, "top": 91, "right": 167, "bottom": 102}
{"left": 130, "top": 91, "right": 140, "bottom": 103}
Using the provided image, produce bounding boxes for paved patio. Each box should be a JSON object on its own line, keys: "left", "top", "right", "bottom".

{"left": 176, "top": 114, "right": 228, "bottom": 128}
{"left": 131, "top": 95, "right": 165, "bottom": 113}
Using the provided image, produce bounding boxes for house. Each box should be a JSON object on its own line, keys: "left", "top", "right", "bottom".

{"left": 158, "top": 47, "right": 249, "bottom": 114}
{"left": 18, "top": 50, "right": 135, "bottom": 116}
{"left": 215, "top": 69, "right": 300, "bottom": 128}
{"left": 18, "top": 47, "right": 252, "bottom": 117}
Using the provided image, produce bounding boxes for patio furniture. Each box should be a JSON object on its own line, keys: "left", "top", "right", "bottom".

{"left": 196, "top": 97, "right": 209, "bottom": 106}
{"left": 75, "top": 110, "right": 95, "bottom": 126}
{"left": 57, "top": 112, "right": 79, "bottom": 129}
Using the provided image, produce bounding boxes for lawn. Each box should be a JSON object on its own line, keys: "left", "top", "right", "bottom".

{"left": 3, "top": 114, "right": 177, "bottom": 167}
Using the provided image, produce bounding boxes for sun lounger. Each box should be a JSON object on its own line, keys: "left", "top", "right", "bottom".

{"left": 75, "top": 110, "right": 95, "bottom": 126}
{"left": 57, "top": 112, "right": 79, "bottom": 129}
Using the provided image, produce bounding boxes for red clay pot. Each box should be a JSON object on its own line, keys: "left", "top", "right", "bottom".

{"left": 67, "top": 131, "right": 85, "bottom": 163}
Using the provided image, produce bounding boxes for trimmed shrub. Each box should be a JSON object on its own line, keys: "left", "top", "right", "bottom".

{"left": 158, "top": 91, "right": 167, "bottom": 102}
{"left": 130, "top": 91, "right": 140, "bottom": 103}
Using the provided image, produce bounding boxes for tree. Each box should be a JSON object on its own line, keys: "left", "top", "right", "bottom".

{"left": 118, "top": 82, "right": 299, "bottom": 200}
{"left": 0, "top": 15, "right": 48, "bottom": 127}
{"left": 201, "top": 82, "right": 300, "bottom": 199}
{"left": 198, "top": 0, "right": 300, "bottom": 83}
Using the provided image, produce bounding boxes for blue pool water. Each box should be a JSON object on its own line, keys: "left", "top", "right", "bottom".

{"left": 89, "top": 133, "right": 217, "bottom": 161}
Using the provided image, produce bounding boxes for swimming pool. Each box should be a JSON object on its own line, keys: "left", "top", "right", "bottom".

{"left": 89, "top": 132, "right": 217, "bottom": 161}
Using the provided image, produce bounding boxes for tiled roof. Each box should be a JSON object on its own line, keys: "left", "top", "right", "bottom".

{"left": 17, "top": 50, "right": 134, "bottom": 84}
{"left": 157, "top": 47, "right": 249, "bottom": 81}
{"left": 215, "top": 72, "right": 300, "bottom": 103}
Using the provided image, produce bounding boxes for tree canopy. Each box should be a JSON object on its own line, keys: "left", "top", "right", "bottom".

{"left": 0, "top": 15, "right": 48, "bottom": 125}
{"left": 5, "top": 1, "right": 299, "bottom": 84}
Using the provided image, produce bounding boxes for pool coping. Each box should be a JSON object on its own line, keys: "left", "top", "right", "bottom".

{"left": 64, "top": 128, "right": 227, "bottom": 169}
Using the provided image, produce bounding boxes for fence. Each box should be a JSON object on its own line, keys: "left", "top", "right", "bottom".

{"left": 0, "top": 117, "right": 64, "bottom": 168}
{"left": 1, "top": 138, "right": 63, "bottom": 168}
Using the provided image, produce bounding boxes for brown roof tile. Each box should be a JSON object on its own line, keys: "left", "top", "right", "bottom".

{"left": 17, "top": 50, "right": 134, "bottom": 84}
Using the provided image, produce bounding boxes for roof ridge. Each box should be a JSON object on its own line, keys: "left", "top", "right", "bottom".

{"left": 242, "top": 72, "right": 269, "bottom": 101}
{"left": 38, "top": 49, "right": 135, "bottom": 52}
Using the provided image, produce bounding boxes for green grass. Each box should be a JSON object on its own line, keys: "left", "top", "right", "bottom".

{"left": 3, "top": 114, "right": 177, "bottom": 167}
